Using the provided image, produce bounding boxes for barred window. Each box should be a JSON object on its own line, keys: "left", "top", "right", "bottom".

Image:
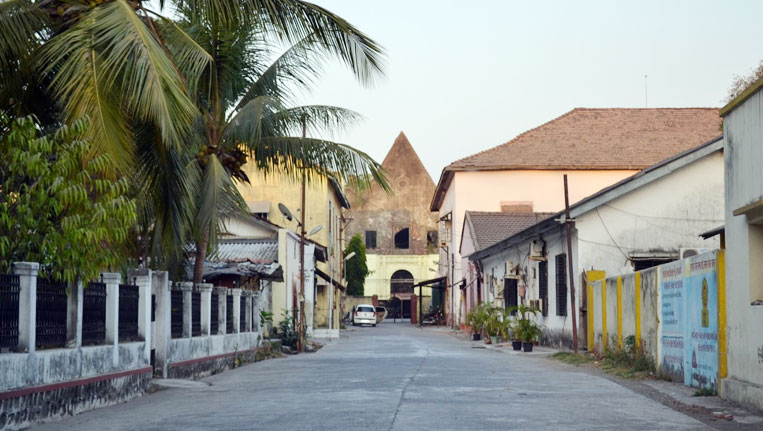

{"left": 555, "top": 254, "right": 567, "bottom": 316}
{"left": 538, "top": 261, "right": 548, "bottom": 316}
{"left": 365, "top": 231, "right": 377, "bottom": 249}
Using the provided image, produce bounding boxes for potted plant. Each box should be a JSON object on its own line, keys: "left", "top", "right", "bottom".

{"left": 465, "top": 308, "right": 481, "bottom": 341}
{"left": 504, "top": 307, "right": 522, "bottom": 351}
{"left": 515, "top": 305, "right": 543, "bottom": 352}
{"left": 485, "top": 305, "right": 503, "bottom": 345}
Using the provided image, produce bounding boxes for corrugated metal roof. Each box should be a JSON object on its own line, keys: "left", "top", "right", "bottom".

{"left": 209, "top": 238, "right": 278, "bottom": 263}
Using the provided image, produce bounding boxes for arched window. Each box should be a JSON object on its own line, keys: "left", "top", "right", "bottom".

{"left": 390, "top": 270, "right": 414, "bottom": 294}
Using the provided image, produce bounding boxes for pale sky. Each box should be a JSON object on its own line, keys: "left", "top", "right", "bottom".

{"left": 297, "top": 0, "right": 763, "bottom": 181}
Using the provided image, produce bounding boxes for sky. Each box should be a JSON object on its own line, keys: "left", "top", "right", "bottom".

{"left": 294, "top": 0, "right": 763, "bottom": 181}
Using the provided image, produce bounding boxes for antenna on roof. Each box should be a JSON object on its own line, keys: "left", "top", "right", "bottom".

{"left": 644, "top": 74, "right": 648, "bottom": 108}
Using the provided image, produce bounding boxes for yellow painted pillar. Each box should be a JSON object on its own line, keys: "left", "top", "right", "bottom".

{"left": 717, "top": 250, "right": 727, "bottom": 384}
{"left": 602, "top": 279, "right": 607, "bottom": 352}
{"left": 617, "top": 276, "right": 623, "bottom": 350}
{"left": 586, "top": 271, "right": 605, "bottom": 353}
{"left": 635, "top": 271, "right": 642, "bottom": 349}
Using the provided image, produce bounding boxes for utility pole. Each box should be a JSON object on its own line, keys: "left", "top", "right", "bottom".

{"left": 563, "top": 175, "right": 579, "bottom": 354}
{"left": 297, "top": 116, "right": 307, "bottom": 353}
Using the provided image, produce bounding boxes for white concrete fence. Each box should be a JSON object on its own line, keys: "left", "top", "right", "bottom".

{"left": 0, "top": 262, "right": 269, "bottom": 430}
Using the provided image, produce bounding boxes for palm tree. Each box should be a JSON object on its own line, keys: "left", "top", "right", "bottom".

{"left": 1, "top": 0, "right": 384, "bottom": 165}
{"left": 163, "top": 7, "right": 390, "bottom": 282}
{"left": 1, "top": 0, "right": 388, "bottom": 279}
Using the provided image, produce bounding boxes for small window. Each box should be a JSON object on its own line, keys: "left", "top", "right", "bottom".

{"left": 538, "top": 261, "right": 548, "bottom": 316}
{"left": 365, "top": 231, "right": 377, "bottom": 249}
{"left": 394, "top": 227, "right": 409, "bottom": 249}
{"left": 632, "top": 258, "right": 674, "bottom": 271}
{"left": 555, "top": 254, "right": 567, "bottom": 316}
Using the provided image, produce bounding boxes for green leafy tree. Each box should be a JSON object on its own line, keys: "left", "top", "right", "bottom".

{"left": 343, "top": 233, "right": 368, "bottom": 296}
{"left": 1, "top": 0, "right": 389, "bottom": 279}
{"left": 0, "top": 115, "right": 136, "bottom": 282}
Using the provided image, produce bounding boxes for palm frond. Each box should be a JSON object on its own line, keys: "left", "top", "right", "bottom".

{"left": 245, "top": 136, "right": 390, "bottom": 192}
{"left": 176, "top": 0, "right": 386, "bottom": 86}
{"left": 0, "top": 0, "right": 47, "bottom": 70}
{"left": 234, "top": 32, "right": 324, "bottom": 110}
{"left": 263, "top": 105, "right": 362, "bottom": 139}
{"left": 42, "top": 0, "right": 199, "bottom": 161}
{"left": 155, "top": 16, "right": 214, "bottom": 98}
{"left": 196, "top": 153, "right": 247, "bottom": 248}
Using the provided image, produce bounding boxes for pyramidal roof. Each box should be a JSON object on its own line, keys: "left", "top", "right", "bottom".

{"left": 381, "top": 132, "right": 434, "bottom": 186}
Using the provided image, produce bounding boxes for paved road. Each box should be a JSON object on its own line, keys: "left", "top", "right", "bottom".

{"left": 33, "top": 322, "right": 710, "bottom": 430}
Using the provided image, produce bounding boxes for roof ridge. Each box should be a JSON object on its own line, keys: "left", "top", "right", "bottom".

{"left": 449, "top": 108, "right": 579, "bottom": 168}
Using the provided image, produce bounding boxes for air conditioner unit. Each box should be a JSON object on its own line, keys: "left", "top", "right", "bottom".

{"left": 679, "top": 248, "right": 709, "bottom": 259}
{"left": 529, "top": 240, "right": 546, "bottom": 261}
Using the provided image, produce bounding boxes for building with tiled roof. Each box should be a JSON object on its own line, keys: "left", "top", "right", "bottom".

{"left": 345, "top": 132, "right": 439, "bottom": 317}
{"left": 460, "top": 211, "right": 554, "bottom": 254}
{"left": 431, "top": 107, "right": 721, "bottom": 326}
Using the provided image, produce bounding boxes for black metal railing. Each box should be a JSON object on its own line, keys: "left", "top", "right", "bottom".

{"left": 0, "top": 274, "right": 20, "bottom": 350}
{"left": 83, "top": 282, "right": 106, "bottom": 345}
{"left": 170, "top": 289, "right": 183, "bottom": 338}
{"left": 226, "top": 294, "right": 233, "bottom": 334}
{"left": 36, "top": 278, "right": 68, "bottom": 349}
{"left": 210, "top": 293, "right": 219, "bottom": 334}
{"left": 191, "top": 291, "right": 201, "bottom": 336}
{"left": 239, "top": 297, "right": 246, "bottom": 332}
{"left": 119, "top": 283, "right": 139, "bottom": 341}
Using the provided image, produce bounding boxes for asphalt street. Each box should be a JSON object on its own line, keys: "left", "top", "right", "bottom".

{"left": 31, "top": 322, "right": 712, "bottom": 430}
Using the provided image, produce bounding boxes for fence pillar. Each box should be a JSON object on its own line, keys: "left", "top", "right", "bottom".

{"left": 14, "top": 262, "right": 39, "bottom": 353}
{"left": 153, "top": 271, "right": 170, "bottom": 378}
{"left": 244, "top": 291, "right": 253, "bottom": 332}
{"left": 214, "top": 287, "right": 227, "bottom": 335}
{"left": 232, "top": 289, "right": 241, "bottom": 333}
{"left": 66, "top": 280, "right": 83, "bottom": 348}
{"left": 102, "top": 272, "right": 121, "bottom": 368}
{"left": 197, "top": 283, "right": 213, "bottom": 336}
{"left": 177, "top": 282, "right": 193, "bottom": 338}
{"left": 128, "top": 268, "right": 152, "bottom": 363}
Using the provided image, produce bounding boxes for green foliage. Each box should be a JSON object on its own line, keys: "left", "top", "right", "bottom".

{"left": 693, "top": 387, "right": 717, "bottom": 397}
{"left": 511, "top": 305, "right": 543, "bottom": 343}
{"left": 259, "top": 310, "right": 274, "bottom": 327}
{"left": 343, "top": 234, "right": 368, "bottom": 296}
{"left": 602, "top": 335, "right": 655, "bottom": 378}
{"left": 277, "top": 309, "right": 298, "bottom": 349}
{"left": 0, "top": 115, "right": 136, "bottom": 282}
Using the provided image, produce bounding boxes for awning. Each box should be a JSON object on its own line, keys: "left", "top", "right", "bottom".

{"left": 315, "top": 268, "right": 346, "bottom": 291}
{"left": 700, "top": 225, "right": 724, "bottom": 240}
{"left": 412, "top": 276, "right": 446, "bottom": 289}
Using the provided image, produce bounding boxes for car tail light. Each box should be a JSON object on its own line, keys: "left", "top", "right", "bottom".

{"left": 354, "top": 311, "right": 358, "bottom": 316}
{"left": 373, "top": 311, "right": 377, "bottom": 317}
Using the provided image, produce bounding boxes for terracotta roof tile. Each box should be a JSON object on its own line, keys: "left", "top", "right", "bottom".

{"left": 465, "top": 211, "right": 554, "bottom": 252}
{"left": 450, "top": 108, "right": 721, "bottom": 170}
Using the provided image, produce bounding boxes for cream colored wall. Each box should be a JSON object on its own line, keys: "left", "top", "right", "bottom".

{"left": 238, "top": 169, "right": 345, "bottom": 330}
{"left": 364, "top": 254, "right": 438, "bottom": 299}
{"left": 438, "top": 169, "right": 637, "bottom": 324}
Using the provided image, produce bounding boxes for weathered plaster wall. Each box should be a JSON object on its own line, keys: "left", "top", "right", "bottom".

{"left": 439, "top": 169, "right": 636, "bottom": 324}
{"left": 722, "top": 90, "right": 763, "bottom": 411}
{"left": 575, "top": 152, "right": 723, "bottom": 277}
{"left": 641, "top": 268, "right": 659, "bottom": 359}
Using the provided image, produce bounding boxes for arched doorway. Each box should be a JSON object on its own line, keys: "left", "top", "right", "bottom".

{"left": 390, "top": 270, "right": 414, "bottom": 319}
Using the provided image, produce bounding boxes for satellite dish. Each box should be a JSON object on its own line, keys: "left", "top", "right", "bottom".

{"left": 278, "top": 203, "right": 293, "bottom": 221}
{"left": 308, "top": 225, "right": 323, "bottom": 237}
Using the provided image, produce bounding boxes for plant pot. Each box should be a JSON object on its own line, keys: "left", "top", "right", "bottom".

{"left": 512, "top": 340, "right": 522, "bottom": 351}
{"left": 472, "top": 333, "right": 481, "bottom": 341}
{"left": 484, "top": 337, "right": 491, "bottom": 344}
{"left": 522, "top": 342, "right": 533, "bottom": 352}
{"left": 491, "top": 335, "right": 500, "bottom": 345}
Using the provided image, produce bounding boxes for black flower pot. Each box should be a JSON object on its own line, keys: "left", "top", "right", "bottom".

{"left": 512, "top": 340, "right": 522, "bottom": 351}
{"left": 472, "top": 333, "right": 481, "bottom": 341}
{"left": 522, "top": 342, "right": 533, "bottom": 352}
